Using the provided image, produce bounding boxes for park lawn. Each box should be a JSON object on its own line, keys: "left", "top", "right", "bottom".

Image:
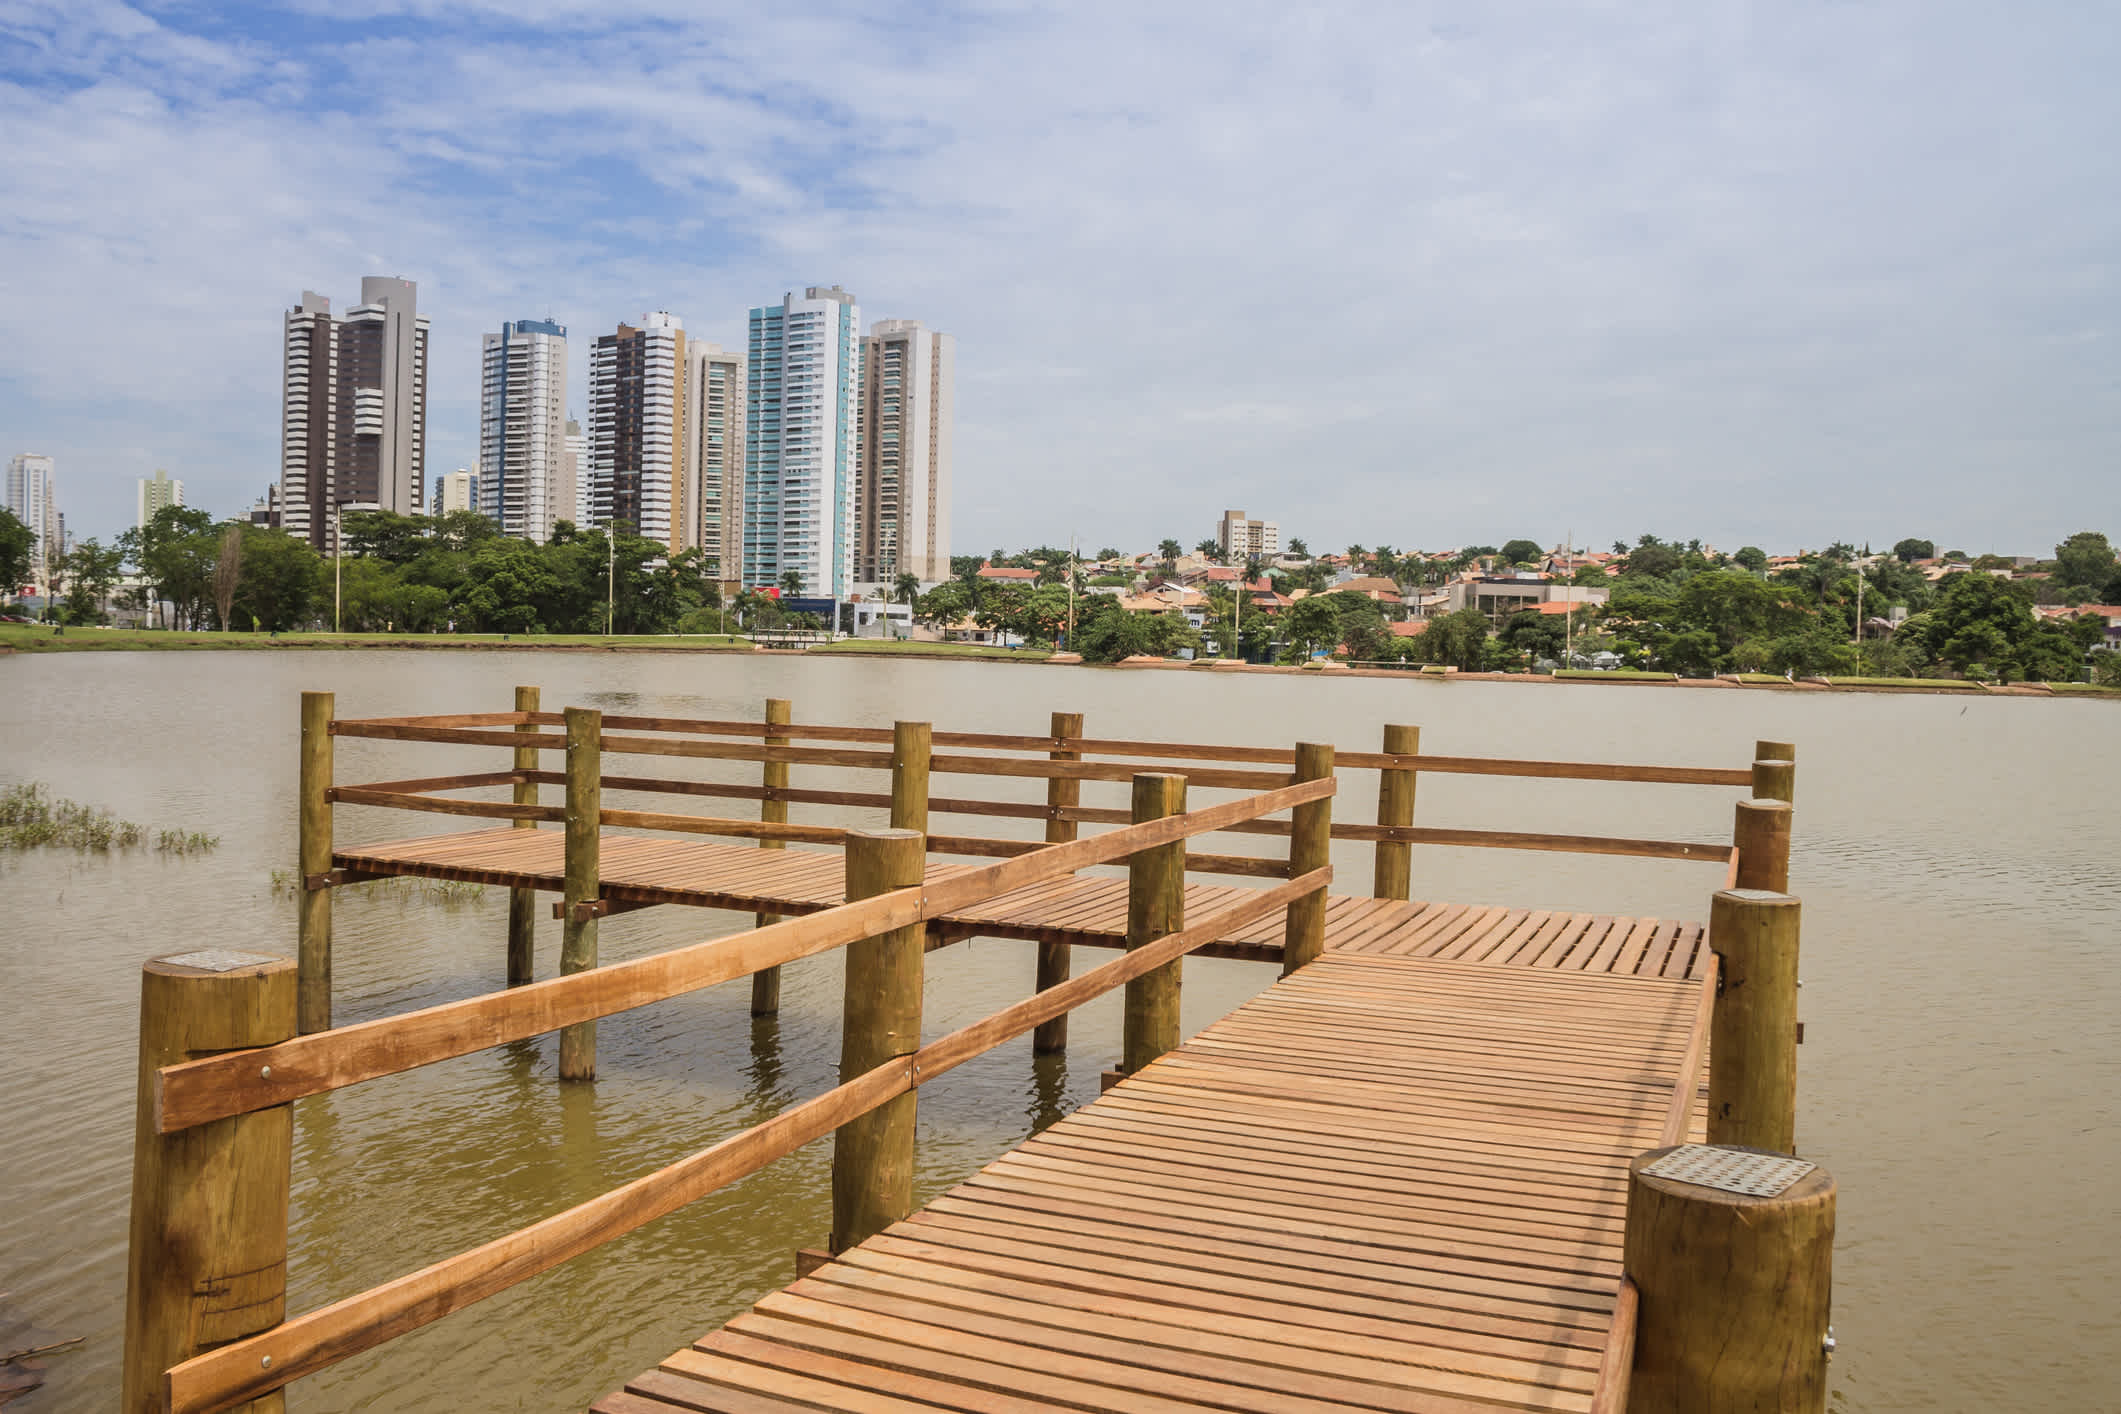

{"left": 2048, "top": 681, "right": 2121, "bottom": 696}
{"left": 0, "top": 625, "right": 754, "bottom": 653}
{"left": 808, "top": 639, "right": 1052, "bottom": 661}
{"left": 1821, "top": 676, "right": 1983, "bottom": 690}
{"left": 1553, "top": 668, "right": 1678, "bottom": 682}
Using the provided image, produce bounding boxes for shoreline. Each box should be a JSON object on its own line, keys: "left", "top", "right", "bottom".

{"left": 3, "top": 627, "right": 2112, "bottom": 698}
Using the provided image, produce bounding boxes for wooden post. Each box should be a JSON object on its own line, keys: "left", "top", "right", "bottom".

{"left": 751, "top": 697, "right": 791, "bottom": 1016}
{"left": 558, "top": 706, "right": 601, "bottom": 1082}
{"left": 830, "top": 828, "right": 926, "bottom": 1253}
{"left": 123, "top": 952, "right": 298, "bottom": 1414}
{"left": 1372, "top": 723, "right": 1418, "bottom": 900}
{"left": 1754, "top": 740, "right": 1796, "bottom": 804}
{"left": 507, "top": 684, "right": 541, "bottom": 986}
{"left": 1034, "top": 711, "right": 1083, "bottom": 1054}
{"left": 1733, "top": 798, "right": 1794, "bottom": 893}
{"left": 1708, "top": 888, "right": 1802, "bottom": 1153}
{"left": 1122, "top": 773, "right": 1187, "bottom": 1074}
{"left": 296, "top": 690, "right": 333, "bottom": 1035}
{"left": 1624, "top": 1145, "right": 1835, "bottom": 1414}
{"left": 890, "top": 720, "right": 932, "bottom": 832}
{"left": 1281, "top": 741, "right": 1335, "bottom": 976}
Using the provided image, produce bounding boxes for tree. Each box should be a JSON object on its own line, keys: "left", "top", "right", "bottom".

{"left": 1732, "top": 546, "right": 1768, "bottom": 573}
{"left": 62, "top": 538, "right": 125, "bottom": 625}
{"left": 1094, "top": 547, "right": 1121, "bottom": 562}
{"left": 1893, "top": 538, "right": 1935, "bottom": 563}
{"left": 1499, "top": 539, "right": 1543, "bottom": 568}
{"left": 339, "top": 509, "right": 430, "bottom": 564}
{"left": 1622, "top": 535, "right": 1682, "bottom": 579}
{"left": 212, "top": 525, "right": 244, "bottom": 629}
{"left": 459, "top": 537, "right": 562, "bottom": 633}
{"left": 2054, "top": 531, "right": 2116, "bottom": 590}
{"left": 915, "top": 580, "right": 971, "bottom": 632}
{"left": 230, "top": 526, "right": 325, "bottom": 631}
{"left": 1499, "top": 608, "right": 1565, "bottom": 665}
{"left": 0, "top": 507, "right": 32, "bottom": 595}
{"left": 1287, "top": 537, "right": 1308, "bottom": 558}
{"left": 1157, "top": 538, "right": 1182, "bottom": 563}
{"left": 1279, "top": 596, "right": 1342, "bottom": 660}
{"left": 1421, "top": 608, "right": 1492, "bottom": 671}
{"left": 1194, "top": 538, "right": 1221, "bottom": 561}
{"left": 1926, "top": 571, "right": 2036, "bottom": 678}
{"left": 777, "top": 569, "right": 805, "bottom": 597}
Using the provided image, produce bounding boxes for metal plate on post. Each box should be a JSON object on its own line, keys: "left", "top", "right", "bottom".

{"left": 1642, "top": 1144, "right": 1816, "bottom": 1197}
{"left": 162, "top": 950, "right": 284, "bottom": 974}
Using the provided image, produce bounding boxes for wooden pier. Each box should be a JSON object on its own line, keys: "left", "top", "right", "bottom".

{"left": 119, "top": 695, "right": 1833, "bottom": 1414}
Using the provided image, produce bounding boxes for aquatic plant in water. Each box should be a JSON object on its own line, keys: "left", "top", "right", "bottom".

{"left": 0, "top": 782, "right": 220, "bottom": 855}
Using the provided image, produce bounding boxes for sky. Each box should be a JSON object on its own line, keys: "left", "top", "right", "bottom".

{"left": 1, "top": 0, "right": 2116, "bottom": 558}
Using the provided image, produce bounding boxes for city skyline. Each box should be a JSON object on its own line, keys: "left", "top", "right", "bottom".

{"left": 2, "top": 5, "right": 2116, "bottom": 556}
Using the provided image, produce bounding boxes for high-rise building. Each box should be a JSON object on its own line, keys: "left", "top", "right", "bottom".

{"left": 1217, "top": 509, "right": 1281, "bottom": 560}
{"left": 589, "top": 313, "right": 686, "bottom": 549}
{"left": 744, "top": 286, "right": 860, "bottom": 599}
{"left": 684, "top": 342, "right": 745, "bottom": 582}
{"left": 136, "top": 469, "right": 184, "bottom": 528}
{"left": 435, "top": 469, "right": 477, "bottom": 514}
{"left": 565, "top": 417, "right": 587, "bottom": 528}
{"left": 6, "top": 453, "right": 57, "bottom": 586}
{"left": 857, "top": 319, "right": 954, "bottom": 585}
{"left": 478, "top": 319, "right": 570, "bottom": 541}
{"left": 279, "top": 278, "right": 430, "bottom": 549}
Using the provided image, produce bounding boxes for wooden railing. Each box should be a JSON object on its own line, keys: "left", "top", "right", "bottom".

{"left": 322, "top": 701, "right": 1768, "bottom": 872}
{"left": 123, "top": 771, "right": 1337, "bottom": 1413}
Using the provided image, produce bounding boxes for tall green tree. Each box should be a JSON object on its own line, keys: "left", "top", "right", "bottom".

{"left": 230, "top": 526, "right": 325, "bottom": 631}
{"left": 1498, "top": 538, "right": 1543, "bottom": 568}
{"left": 0, "top": 507, "right": 32, "bottom": 594}
{"left": 1892, "top": 538, "right": 1935, "bottom": 563}
{"left": 62, "top": 538, "right": 126, "bottom": 624}
{"left": 2054, "top": 531, "right": 2116, "bottom": 590}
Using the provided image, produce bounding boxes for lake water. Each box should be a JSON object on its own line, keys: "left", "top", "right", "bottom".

{"left": 1, "top": 650, "right": 2115, "bottom": 1411}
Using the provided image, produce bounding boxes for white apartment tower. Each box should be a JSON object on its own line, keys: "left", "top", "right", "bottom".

{"left": 589, "top": 313, "right": 686, "bottom": 549}
{"left": 744, "top": 286, "right": 860, "bottom": 599}
{"left": 684, "top": 343, "right": 745, "bottom": 582}
{"left": 436, "top": 469, "right": 477, "bottom": 514}
{"left": 1217, "top": 508, "right": 1281, "bottom": 560}
{"left": 136, "top": 469, "right": 184, "bottom": 528}
{"left": 279, "top": 278, "right": 430, "bottom": 549}
{"left": 857, "top": 319, "right": 954, "bottom": 584}
{"left": 479, "top": 319, "right": 571, "bottom": 541}
{"left": 6, "top": 453, "right": 57, "bottom": 587}
{"left": 565, "top": 418, "right": 587, "bottom": 528}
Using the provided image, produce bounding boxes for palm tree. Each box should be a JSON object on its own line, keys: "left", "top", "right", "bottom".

{"left": 1194, "top": 538, "right": 1222, "bottom": 562}
{"left": 1158, "top": 538, "right": 1182, "bottom": 561}
{"left": 778, "top": 569, "right": 804, "bottom": 596}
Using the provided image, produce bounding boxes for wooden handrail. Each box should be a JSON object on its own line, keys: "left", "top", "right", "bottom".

{"left": 156, "top": 777, "right": 1336, "bottom": 1132}
{"left": 1587, "top": 951, "right": 1721, "bottom": 1414}
{"left": 329, "top": 713, "right": 1751, "bottom": 787}
{"left": 160, "top": 867, "right": 1330, "bottom": 1414}
{"left": 331, "top": 771, "right": 1732, "bottom": 867}
{"left": 1587, "top": 1278, "right": 1639, "bottom": 1414}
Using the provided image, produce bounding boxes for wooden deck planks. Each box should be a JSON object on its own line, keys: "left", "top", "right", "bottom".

{"left": 333, "top": 827, "right": 1709, "bottom": 978}
{"left": 591, "top": 953, "right": 1704, "bottom": 1414}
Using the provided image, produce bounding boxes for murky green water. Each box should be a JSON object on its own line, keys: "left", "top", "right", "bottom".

{"left": 2, "top": 651, "right": 2115, "bottom": 1411}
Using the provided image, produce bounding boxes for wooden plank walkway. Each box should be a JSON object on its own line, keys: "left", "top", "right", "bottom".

{"left": 594, "top": 953, "right": 1707, "bottom": 1414}
{"left": 334, "top": 829, "right": 1708, "bottom": 979}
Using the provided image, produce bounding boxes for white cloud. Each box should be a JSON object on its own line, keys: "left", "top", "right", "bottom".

{"left": 0, "top": 0, "right": 2115, "bottom": 557}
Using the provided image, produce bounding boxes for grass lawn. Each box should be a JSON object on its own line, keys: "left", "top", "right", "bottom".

{"left": 1820, "top": 676, "right": 1983, "bottom": 690}
{"left": 1553, "top": 668, "right": 1677, "bottom": 681}
{"left": 0, "top": 624, "right": 755, "bottom": 653}
{"left": 2048, "top": 681, "right": 2121, "bottom": 695}
{"left": 807, "top": 639, "right": 1052, "bottom": 661}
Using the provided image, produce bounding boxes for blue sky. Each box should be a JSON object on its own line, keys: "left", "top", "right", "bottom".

{"left": 2, "top": 0, "right": 2116, "bottom": 557}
